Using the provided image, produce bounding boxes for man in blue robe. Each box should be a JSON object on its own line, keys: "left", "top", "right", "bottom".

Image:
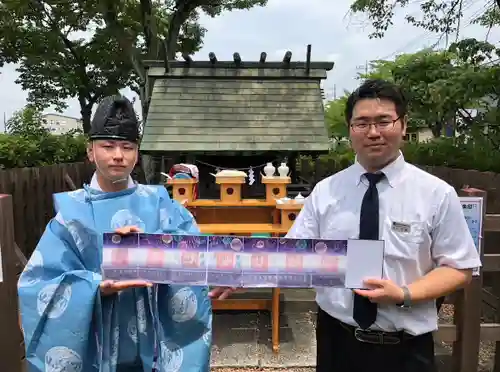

{"left": 18, "top": 95, "right": 234, "bottom": 372}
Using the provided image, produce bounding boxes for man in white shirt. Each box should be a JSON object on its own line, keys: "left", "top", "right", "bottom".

{"left": 287, "top": 79, "right": 481, "bottom": 372}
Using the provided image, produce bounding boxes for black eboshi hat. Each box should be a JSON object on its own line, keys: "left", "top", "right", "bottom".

{"left": 88, "top": 95, "right": 140, "bottom": 143}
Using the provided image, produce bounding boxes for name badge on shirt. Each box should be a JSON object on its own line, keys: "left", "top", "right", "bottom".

{"left": 392, "top": 221, "right": 411, "bottom": 233}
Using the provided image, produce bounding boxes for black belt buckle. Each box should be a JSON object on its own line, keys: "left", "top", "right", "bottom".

{"left": 353, "top": 327, "right": 401, "bottom": 345}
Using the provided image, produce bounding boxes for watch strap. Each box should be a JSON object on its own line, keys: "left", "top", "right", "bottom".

{"left": 398, "top": 286, "right": 412, "bottom": 308}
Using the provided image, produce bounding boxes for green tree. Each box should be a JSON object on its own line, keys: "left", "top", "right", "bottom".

{"left": 325, "top": 95, "right": 350, "bottom": 139}
{"left": 359, "top": 39, "right": 500, "bottom": 138}
{"left": 0, "top": 1, "right": 268, "bottom": 133}
{"left": 350, "top": 0, "right": 500, "bottom": 38}
{"left": 0, "top": 0, "right": 142, "bottom": 133}
{"left": 5, "top": 105, "right": 49, "bottom": 138}
{"left": 101, "top": 0, "right": 268, "bottom": 119}
{"left": 100, "top": 0, "right": 268, "bottom": 184}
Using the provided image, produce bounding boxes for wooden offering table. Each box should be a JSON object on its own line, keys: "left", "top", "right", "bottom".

{"left": 167, "top": 172, "right": 304, "bottom": 353}
{"left": 275, "top": 202, "right": 303, "bottom": 231}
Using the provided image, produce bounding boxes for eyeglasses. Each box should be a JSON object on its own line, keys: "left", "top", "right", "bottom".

{"left": 350, "top": 117, "right": 401, "bottom": 133}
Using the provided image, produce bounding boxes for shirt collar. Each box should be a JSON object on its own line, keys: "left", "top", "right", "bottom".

{"left": 353, "top": 152, "right": 405, "bottom": 188}
{"left": 90, "top": 172, "right": 135, "bottom": 191}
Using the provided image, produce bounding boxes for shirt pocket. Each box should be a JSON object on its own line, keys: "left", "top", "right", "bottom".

{"left": 383, "top": 217, "right": 427, "bottom": 250}
{"left": 382, "top": 218, "right": 431, "bottom": 276}
{"left": 391, "top": 220, "right": 426, "bottom": 244}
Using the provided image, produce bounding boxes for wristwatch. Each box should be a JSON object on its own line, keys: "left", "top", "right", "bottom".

{"left": 397, "top": 286, "right": 412, "bottom": 308}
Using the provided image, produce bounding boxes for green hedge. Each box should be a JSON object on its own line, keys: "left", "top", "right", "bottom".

{"left": 2, "top": 133, "right": 499, "bottom": 173}
{"left": 299, "top": 137, "right": 500, "bottom": 176}
{"left": 0, "top": 133, "right": 87, "bottom": 169}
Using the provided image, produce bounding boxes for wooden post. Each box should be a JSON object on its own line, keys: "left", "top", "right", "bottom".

{"left": 0, "top": 195, "right": 23, "bottom": 372}
{"left": 452, "top": 188, "right": 485, "bottom": 372}
{"left": 167, "top": 178, "right": 198, "bottom": 203}
{"left": 276, "top": 203, "right": 303, "bottom": 231}
{"left": 288, "top": 152, "right": 298, "bottom": 183}
{"left": 312, "top": 155, "right": 320, "bottom": 186}
{"left": 492, "top": 214, "right": 500, "bottom": 372}
{"left": 216, "top": 176, "right": 245, "bottom": 203}
{"left": 262, "top": 176, "right": 290, "bottom": 203}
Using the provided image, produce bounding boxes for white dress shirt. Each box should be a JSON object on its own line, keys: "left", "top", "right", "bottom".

{"left": 286, "top": 154, "right": 481, "bottom": 336}
{"left": 89, "top": 172, "right": 136, "bottom": 190}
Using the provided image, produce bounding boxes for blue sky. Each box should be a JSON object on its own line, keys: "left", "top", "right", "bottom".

{"left": 0, "top": 0, "right": 497, "bottom": 122}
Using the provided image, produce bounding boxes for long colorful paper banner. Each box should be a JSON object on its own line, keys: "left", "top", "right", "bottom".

{"left": 102, "top": 233, "right": 385, "bottom": 289}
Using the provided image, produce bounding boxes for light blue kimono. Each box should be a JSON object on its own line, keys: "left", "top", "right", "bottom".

{"left": 18, "top": 181, "right": 212, "bottom": 372}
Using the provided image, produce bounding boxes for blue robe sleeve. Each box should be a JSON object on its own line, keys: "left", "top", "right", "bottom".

{"left": 18, "top": 218, "right": 101, "bottom": 372}
{"left": 156, "top": 187, "right": 200, "bottom": 235}
{"left": 171, "top": 199, "right": 200, "bottom": 234}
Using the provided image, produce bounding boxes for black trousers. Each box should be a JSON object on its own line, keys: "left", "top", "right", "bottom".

{"left": 316, "top": 307, "right": 437, "bottom": 372}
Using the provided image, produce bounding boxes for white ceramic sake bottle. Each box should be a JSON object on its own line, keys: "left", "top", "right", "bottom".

{"left": 263, "top": 162, "right": 276, "bottom": 177}
{"left": 294, "top": 192, "right": 305, "bottom": 204}
{"left": 278, "top": 162, "right": 289, "bottom": 177}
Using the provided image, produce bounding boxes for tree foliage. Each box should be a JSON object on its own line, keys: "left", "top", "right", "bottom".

{"left": 358, "top": 38, "right": 500, "bottom": 139}
{"left": 324, "top": 95, "right": 350, "bottom": 139}
{"left": 0, "top": 133, "right": 87, "bottom": 168}
{"left": 101, "top": 0, "right": 267, "bottom": 118}
{"left": 350, "top": 0, "right": 500, "bottom": 38}
{"left": 0, "top": 105, "right": 86, "bottom": 168}
{"left": 299, "top": 135, "right": 500, "bottom": 179}
{"left": 0, "top": 0, "right": 141, "bottom": 132}
{"left": 5, "top": 105, "right": 49, "bottom": 137}
{"left": 0, "top": 0, "right": 267, "bottom": 133}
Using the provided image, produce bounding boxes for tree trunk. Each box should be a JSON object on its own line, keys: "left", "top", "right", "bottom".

{"left": 141, "top": 154, "right": 156, "bottom": 184}
{"left": 165, "top": 4, "right": 195, "bottom": 60}
{"left": 79, "top": 101, "right": 93, "bottom": 134}
{"left": 133, "top": 153, "right": 147, "bottom": 183}
{"left": 430, "top": 121, "right": 442, "bottom": 137}
{"left": 138, "top": 3, "right": 194, "bottom": 184}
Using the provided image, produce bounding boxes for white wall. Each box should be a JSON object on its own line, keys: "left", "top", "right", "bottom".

{"left": 42, "top": 113, "right": 82, "bottom": 135}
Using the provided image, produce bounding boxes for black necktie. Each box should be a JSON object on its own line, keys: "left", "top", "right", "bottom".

{"left": 353, "top": 172, "right": 385, "bottom": 330}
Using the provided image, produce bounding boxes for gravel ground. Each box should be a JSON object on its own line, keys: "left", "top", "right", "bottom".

{"left": 212, "top": 304, "right": 495, "bottom": 372}
{"left": 439, "top": 304, "right": 495, "bottom": 372}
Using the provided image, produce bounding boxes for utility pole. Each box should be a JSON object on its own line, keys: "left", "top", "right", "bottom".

{"left": 356, "top": 60, "right": 369, "bottom": 76}
{"left": 333, "top": 84, "right": 337, "bottom": 100}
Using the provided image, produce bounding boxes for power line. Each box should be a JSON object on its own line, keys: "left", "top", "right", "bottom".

{"left": 355, "top": 61, "right": 369, "bottom": 75}
{"left": 377, "top": 0, "right": 482, "bottom": 60}
{"left": 334, "top": 0, "right": 492, "bottom": 99}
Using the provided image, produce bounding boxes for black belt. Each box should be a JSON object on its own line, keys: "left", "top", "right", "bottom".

{"left": 338, "top": 320, "right": 413, "bottom": 345}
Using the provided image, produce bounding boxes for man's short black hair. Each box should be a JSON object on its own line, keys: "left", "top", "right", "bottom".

{"left": 345, "top": 79, "right": 408, "bottom": 123}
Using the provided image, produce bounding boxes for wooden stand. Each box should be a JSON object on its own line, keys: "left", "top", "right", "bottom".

{"left": 169, "top": 173, "right": 305, "bottom": 354}
{"left": 276, "top": 202, "right": 303, "bottom": 231}
{"left": 167, "top": 178, "right": 198, "bottom": 202}
{"left": 216, "top": 175, "right": 245, "bottom": 203}
{"left": 262, "top": 176, "right": 290, "bottom": 202}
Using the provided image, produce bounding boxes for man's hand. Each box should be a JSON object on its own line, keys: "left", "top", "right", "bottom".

{"left": 115, "top": 226, "right": 143, "bottom": 235}
{"left": 208, "top": 287, "right": 240, "bottom": 300}
{"left": 353, "top": 278, "right": 404, "bottom": 304}
{"left": 101, "top": 225, "right": 151, "bottom": 296}
{"left": 100, "top": 279, "right": 153, "bottom": 296}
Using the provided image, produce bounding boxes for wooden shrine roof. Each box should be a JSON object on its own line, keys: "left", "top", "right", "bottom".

{"left": 140, "top": 49, "right": 334, "bottom": 154}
